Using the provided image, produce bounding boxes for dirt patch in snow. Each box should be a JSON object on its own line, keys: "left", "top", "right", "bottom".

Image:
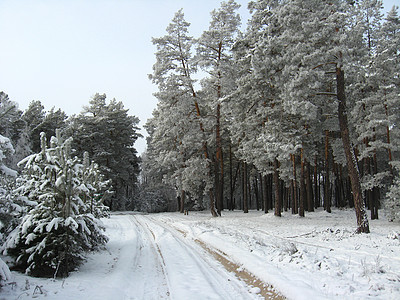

{"left": 195, "top": 239, "right": 285, "bottom": 299}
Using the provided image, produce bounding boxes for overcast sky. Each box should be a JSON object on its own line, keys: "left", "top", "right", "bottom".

{"left": 0, "top": 0, "right": 397, "bottom": 154}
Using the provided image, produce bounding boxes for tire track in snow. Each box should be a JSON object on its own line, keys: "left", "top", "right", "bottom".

{"left": 137, "top": 215, "right": 263, "bottom": 300}
{"left": 129, "top": 215, "right": 171, "bottom": 299}
{"left": 150, "top": 216, "right": 284, "bottom": 300}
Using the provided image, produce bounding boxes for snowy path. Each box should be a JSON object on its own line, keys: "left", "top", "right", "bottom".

{"left": 5, "top": 209, "right": 398, "bottom": 299}
{"left": 135, "top": 214, "right": 262, "bottom": 299}
{"left": 3, "top": 213, "right": 264, "bottom": 299}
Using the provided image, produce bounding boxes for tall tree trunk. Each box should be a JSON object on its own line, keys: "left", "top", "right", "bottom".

{"left": 248, "top": 171, "right": 252, "bottom": 209}
{"left": 291, "top": 154, "right": 298, "bottom": 214}
{"left": 232, "top": 162, "right": 241, "bottom": 211}
{"left": 324, "top": 130, "right": 331, "bottom": 213}
{"left": 180, "top": 190, "right": 185, "bottom": 213}
{"left": 254, "top": 176, "right": 260, "bottom": 211}
{"left": 243, "top": 162, "right": 249, "bottom": 213}
{"left": 215, "top": 103, "right": 223, "bottom": 216}
{"left": 306, "top": 160, "right": 314, "bottom": 212}
{"left": 259, "top": 173, "right": 264, "bottom": 211}
{"left": 262, "top": 174, "right": 269, "bottom": 213}
{"left": 336, "top": 67, "right": 370, "bottom": 233}
{"left": 371, "top": 147, "right": 379, "bottom": 220}
{"left": 209, "top": 190, "right": 218, "bottom": 217}
{"left": 179, "top": 49, "right": 217, "bottom": 217}
{"left": 274, "top": 158, "right": 281, "bottom": 217}
{"left": 177, "top": 196, "right": 181, "bottom": 212}
{"left": 338, "top": 165, "right": 346, "bottom": 208}
{"left": 314, "top": 156, "right": 319, "bottom": 209}
{"left": 283, "top": 183, "right": 288, "bottom": 212}
{"left": 229, "top": 144, "right": 234, "bottom": 211}
{"left": 192, "top": 99, "right": 217, "bottom": 217}
{"left": 299, "top": 149, "right": 305, "bottom": 217}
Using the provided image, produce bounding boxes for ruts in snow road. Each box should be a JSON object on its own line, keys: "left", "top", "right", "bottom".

{"left": 133, "top": 214, "right": 262, "bottom": 300}
{"left": 4, "top": 214, "right": 264, "bottom": 300}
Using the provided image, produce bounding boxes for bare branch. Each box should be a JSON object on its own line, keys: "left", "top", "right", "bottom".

{"left": 312, "top": 62, "right": 337, "bottom": 70}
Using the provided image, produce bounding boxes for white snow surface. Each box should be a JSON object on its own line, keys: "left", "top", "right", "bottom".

{"left": 1, "top": 208, "right": 400, "bottom": 299}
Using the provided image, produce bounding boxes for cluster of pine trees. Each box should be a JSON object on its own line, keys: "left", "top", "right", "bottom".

{"left": 0, "top": 92, "right": 140, "bottom": 277}
{"left": 143, "top": 0, "right": 400, "bottom": 232}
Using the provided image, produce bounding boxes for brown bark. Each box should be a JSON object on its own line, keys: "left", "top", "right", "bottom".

{"left": 274, "top": 158, "right": 281, "bottom": 217}
{"left": 336, "top": 67, "right": 370, "bottom": 233}
{"left": 215, "top": 103, "right": 223, "bottom": 216}
{"left": 181, "top": 57, "right": 217, "bottom": 217}
{"left": 291, "top": 154, "right": 298, "bottom": 214}
{"left": 314, "top": 156, "right": 319, "bottom": 208}
{"left": 214, "top": 40, "right": 224, "bottom": 216}
{"left": 243, "top": 162, "right": 249, "bottom": 213}
{"left": 180, "top": 190, "right": 185, "bottom": 213}
{"left": 338, "top": 165, "right": 346, "bottom": 208}
{"left": 372, "top": 147, "right": 379, "bottom": 220}
{"left": 229, "top": 144, "right": 234, "bottom": 211}
{"left": 254, "top": 177, "right": 260, "bottom": 211}
{"left": 209, "top": 190, "right": 218, "bottom": 217}
{"left": 306, "top": 161, "right": 314, "bottom": 212}
{"left": 324, "top": 130, "right": 331, "bottom": 213}
{"left": 262, "top": 175, "right": 269, "bottom": 213}
{"left": 299, "top": 149, "right": 305, "bottom": 217}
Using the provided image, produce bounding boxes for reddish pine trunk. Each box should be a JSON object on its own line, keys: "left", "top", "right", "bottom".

{"left": 336, "top": 67, "right": 370, "bottom": 233}
{"left": 299, "top": 149, "right": 305, "bottom": 217}
{"left": 291, "top": 154, "right": 298, "bottom": 214}
{"left": 324, "top": 130, "right": 331, "bottom": 213}
{"left": 243, "top": 162, "right": 249, "bottom": 213}
{"left": 274, "top": 158, "right": 281, "bottom": 217}
{"left": 180, "top": 190, "right": 185, "bottom": 213}
{"left": 306, "top": 161, "right": 314, "bottom": 212}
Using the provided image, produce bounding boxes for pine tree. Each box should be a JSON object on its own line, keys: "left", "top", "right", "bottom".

{"left": 378, "top": 5, "right": 400, "bottom": 221}
{"left": 3, "top": 131, "right": 109, "bottom": 277}
{"left": 0, "top": 134, "right": 18, "bottom": 243}
{"left": 0, "top": 92, "right": 25, "bottom": 146}
{"left": 69, "top": 94, "right": 140, "bottom": 210}
{"left": 349, "top": 0, "right": 386, "bottom": 220}
{"left": 22, "top": 101, "right": 67, "bottom": 155}
{"left": 195, "top": 0, "right": 241, "bottom": 215}
{"left": 149, "top": 9, "right": 218, "bottom": 216}
{"left": 22, "top": 100, "right": 45, "bottom": 154}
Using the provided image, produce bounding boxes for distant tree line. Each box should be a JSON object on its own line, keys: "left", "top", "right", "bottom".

{"left": 0, "top": 92, "right": 141, "bottom": 210}
{"left": 0, "top": 92, "right": 141, "bottom": 277}
{"left": 143, "top": 0, "right": 400, "bottom": 233}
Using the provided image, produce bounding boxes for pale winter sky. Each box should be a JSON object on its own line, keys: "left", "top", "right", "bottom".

{"left": 0, "top": 0, "right": 397, "bottom": 154}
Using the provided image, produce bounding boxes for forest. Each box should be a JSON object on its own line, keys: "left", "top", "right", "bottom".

{"left": 142, "top": 0, "right": 400, "bottom": 234}
{"left": 0, "top": 0, "right": 399, "bottom": 285}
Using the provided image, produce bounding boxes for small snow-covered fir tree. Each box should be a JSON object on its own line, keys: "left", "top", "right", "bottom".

{"left": 0, "top": 134, "right": 20, "bottom": 242}
{"left": 0, "top": 135, "right": 15, "bottom": 285}
{"left": 3, "top": 131, "right": 109, "bottom": 277}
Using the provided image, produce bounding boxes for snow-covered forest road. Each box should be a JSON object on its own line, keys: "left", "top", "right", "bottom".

{"left": 3, "top": 213, "right": 271, "bottom": 300}
{"left": 3, "top": 209, "right": 400, "bottom": 299}
{"left": 101, "top": 213, "right": 265, "bottom": 299}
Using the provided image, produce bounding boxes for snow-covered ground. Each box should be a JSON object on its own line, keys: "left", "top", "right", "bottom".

{"left": 1, "top": 208, "right": 400, "bottom": 299}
